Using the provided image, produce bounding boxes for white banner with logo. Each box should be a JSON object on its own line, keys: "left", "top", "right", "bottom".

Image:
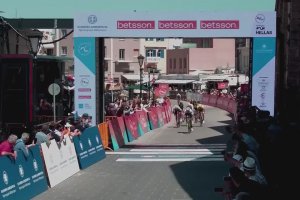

{"left": 41, "top": 137, "right": 80, "bottom": 187}
{"left": 74, "top": 12, "right": 275, "bottom": 38}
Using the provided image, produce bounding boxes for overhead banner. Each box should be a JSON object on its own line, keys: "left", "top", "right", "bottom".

{"left": 252, "top": 37, "right": 275, "bottom": 116}
{"left": 74, "top": 12, "right": 276, "bottom": 38}
{"left": 74, "top": 37, "right": 96, "bottom": 125}
{"left": 0, "top": 145, "right": 47, "bottom": 200}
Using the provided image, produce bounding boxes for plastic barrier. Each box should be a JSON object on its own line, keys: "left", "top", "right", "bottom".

{"left": 208, "top": 95, "right": 218, "bottom": 106}
{"left": 73, "top": 126, "right": 106, "bottom": 169}
{"left": 160, "top": 106, "right": 168, "bottom": 124}
{"left": 227, "top": 99, "right": 237, "bottom": 115}
{"left": 124, "top": 113, "right": 139, "bottom": 141}
{"left": 201, "top": 94, "right": 210, "bottom": 105}
{"left": 155, "top": 107, "right": 164, "bottom": 128}
{"left": 117, "top": 117, "right": 129, "bottom": 144}
{"left": 0, "top": 145, "right": 48, "bottom": 200}
{"left": 41, "top": 137, "right": 80, "bottom": 187}
{"left": 147, "top": 108, "right": 159, "bottom": 130}
{"left": 98, "top": 122, "right": 109, "bottom": 150}
{"left": 108, "top": 118, "right": 127, "bottom": 151}
{"left": 135, "top": 110, "right": 151, "bottom": 136}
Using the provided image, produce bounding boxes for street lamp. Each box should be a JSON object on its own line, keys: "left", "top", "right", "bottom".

{"left": 137, "top": 54, "right": 145, "bottom": 99}
{"left": 147, "top": 67, "right": 153, "bottom": 102}
{"left": 27, "top": 29, "right": 43, "bottom": 59}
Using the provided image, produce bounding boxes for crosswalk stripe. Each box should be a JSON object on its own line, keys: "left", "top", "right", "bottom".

{"left": 129, "top": 148, "right": 225, "bottom": 152}
{"left": 107, "top": 151, "right": 218, "bottom": 155}
{"left": 116, "top": 158, "right": 224, "bottom": 162}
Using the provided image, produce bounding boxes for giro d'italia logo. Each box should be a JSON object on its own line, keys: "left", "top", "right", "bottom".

{"left": 95, "top": 136, "right": 99, "bottom": 144}
{"left": 78, "top": 43, "right": 91, "bottom": 56}
{"left": 3, "top": 171, "right": 8, "bottom": 185}
{"left": 88, "top": 15, "right": 97, "bottom": 24}
{"left": 88, "top": 138, "right": 92, "bottom": 147}
{"left": 79, "top": 142, "right": 84, "bottom": 150}
{"left": 33, "top": 159, "right": 39, "bottom": 172}
{"left": 19, "top": 165, "right": 24, "bottom": 178}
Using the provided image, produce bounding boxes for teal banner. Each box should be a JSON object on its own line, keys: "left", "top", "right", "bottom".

{"left": 0, "top": 145, "right": 48, "bottom": 200}
{"left": 73, "top": 126, "right": 106, "bottom": 169}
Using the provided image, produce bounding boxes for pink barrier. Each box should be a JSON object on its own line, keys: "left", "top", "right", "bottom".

{"left": 135, "top": 110, "right": 151, "bottom": 134}
{"left": 160, "top": 106, "right": 168, "bottom": 124}
{"left": 208, "top": 95, "right": 218, "bottom": 106}
{"left": 147, "top": 107, "right": 159, "bottom": 130}
{"left": 117, "top": 116, "right": 129, "bottom": 144}
{"left": 202, "top": 94, "right": 210, "bottom": 105}
{"left": 124, "top": 113, "right": 139, "bottom": 141}
{"left": 227, "top": 99, "right": 237, "bottom": 114}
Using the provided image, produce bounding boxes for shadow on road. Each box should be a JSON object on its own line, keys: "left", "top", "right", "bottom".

{"left": 170, "top": 161, "right": 228, "bottom": 200}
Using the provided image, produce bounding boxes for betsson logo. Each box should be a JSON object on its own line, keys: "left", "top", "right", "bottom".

{"left": 117, "top": 21, "right": 155, "bottom": 29}
{"left": 200, "top": 20, "right": 240, "bottom": 29}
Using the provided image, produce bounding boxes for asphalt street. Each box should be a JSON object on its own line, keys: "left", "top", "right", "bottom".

{"left": 34, "top": 102, "right": 234, "bottom": 200}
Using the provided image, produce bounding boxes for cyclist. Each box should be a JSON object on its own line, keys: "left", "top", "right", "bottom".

{"left": 196, "top": 103, "right": 205, "bottom": 126}
{"left": 184, "top": 105, "right": 194, "bottom": 133}
{"left": 172, "top": 104, "right": 182, "bottom": 127}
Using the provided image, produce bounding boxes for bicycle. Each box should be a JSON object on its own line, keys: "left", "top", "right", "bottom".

{"left": 175, "top": 111, "right": 182, "bottom": 128}
{"left": 186, "top": 113, "right": 193, "bottom": 133}
{"left": 199, "top": 111, "right": 204, "bottom": 126}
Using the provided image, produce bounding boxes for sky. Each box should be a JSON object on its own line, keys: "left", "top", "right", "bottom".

{"left": 1, "top": 0, "right": 276, "bottom": 19}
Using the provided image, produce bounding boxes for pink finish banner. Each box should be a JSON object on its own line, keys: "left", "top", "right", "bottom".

{"left": 117, "top": 117, "right": 129, "bottom": 144}
{"left": 124, "top": 113, "right": 139, "bottom": 141}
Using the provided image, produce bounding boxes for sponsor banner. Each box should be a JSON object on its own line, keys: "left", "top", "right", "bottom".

{"left": 154, "top": 84, "right": 169, "bottom": 98}
{"left": 123, "top": 113, "right": 139, "bottom": 140}
{"left": 108, "top": 120, "right": 120, "bottom": 151}
{"left": 117, "top": 117, "right": 129, "bottom": 144}
{"left": 41, "top": 137, "right": 80, "bottom": 187}
{"left": 74, "top": 37, "right": 96, "bottom": 125}
{"left": 217, "top": 82, "right": 228, "bottom": 89}
{"left": 252, "top": 37, "right": 275, "bottom": 116}
{"left": 0, "top": 145, "right": 48, "bottom": 200}
{"left": 216, "top": 97, "right": 224, "bottom": 109}
{"left": 135, "top": 111, "right": 151, "bottom": 136}
{"left": 74, "top": 12, "right": 276, "bottom": 38}
{"left": 73, "top": 126, "right": 106, "bottom": 169}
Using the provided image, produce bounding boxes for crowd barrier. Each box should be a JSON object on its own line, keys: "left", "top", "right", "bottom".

{"left": 41, "top": 137, "right": 80, "bottom": 187}
{"left": 104, "top": 99, "right": 173, "bottom": 150}
{"left": 0, "top": 145, "right": 48, "bottom": 200}
{"left": 73, "top": 126, "right": 106, "bottom": 169}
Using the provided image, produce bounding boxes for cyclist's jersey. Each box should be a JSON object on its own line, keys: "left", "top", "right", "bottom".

{"left": 178, "top": 102, "right": 184, "bottom": 110}
{"left": 196, "top": 104, "right": 204, "bottom": 112}
{"left": 185, "top": 107, "right": 193, "bottom": 117}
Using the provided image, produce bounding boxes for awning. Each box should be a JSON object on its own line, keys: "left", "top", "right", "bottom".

{"left": 122, "top": 74, "right": 140, "bottom": 81}
{"left": 154, "top": 79, "right": 195, "bottom": 84}
{"left": 125, "top": 85, "right": 148, "bottom": 90}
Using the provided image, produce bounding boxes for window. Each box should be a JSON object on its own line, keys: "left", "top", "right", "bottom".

{"left": 201, "top": 39, "right": 213, "bottom": 48}
{"left": 146, "top": 49, "right": 156, "bottom": 57}
{"left": 133, "top": 49, "right": 139, "bottom": 57}
{"left": 173, "top": 59, "right": 176, "bottom": 69}
{"left": 61, "top": 46, "right": 67, "bottom": 55}
{"left": 145, "top": 38, "right": 154, "bottom": 41}
{"left": 156, "top": 38, "right": 165, "bottom": 41}
{"left": 46, "top": 49, "right": 53, "bottom": 55}
{"left": 157, "top": 49, "right": 164, "bottom": 58}
{"left": 179, "top": 58, "right": 183, "bottom": 68}
{"left": 61, "top": 29, "right": 67, "bottom": 36}
{"left": 104, "top": 46, "right": 107, "bottom": 57}
{"left": 119, "top": 49, "right": 125, "bottom": 60}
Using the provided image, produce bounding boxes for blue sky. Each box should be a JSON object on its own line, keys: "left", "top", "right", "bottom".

{"left": 2, "top": 0, "right": 276, "bottom": 18}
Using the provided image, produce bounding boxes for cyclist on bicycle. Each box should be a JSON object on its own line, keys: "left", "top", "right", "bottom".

{"left": 185, "top": 105, "right": 194, "bottom": 132}
{"left": 196, "top": 103, "right": 205, "bottom": 126}
{"left": 172, "top": 104, "right": 182, "bottom": 127}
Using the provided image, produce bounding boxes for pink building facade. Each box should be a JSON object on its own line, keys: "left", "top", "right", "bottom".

{"left": 167, "top": 39, "right": 235, "bottom": 74}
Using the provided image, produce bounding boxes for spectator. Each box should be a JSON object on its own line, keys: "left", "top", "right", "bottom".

{"left": 0, "top": 134, "right": 18, "bottom": 158}
{"left": 35, "top": 125, "right": 50, "bottom": 145}
{"left": 243, "top": 157, "right": 268, "bottom": 185}
{"left": 14, "top": 132, "right": 32, "bottom": 158}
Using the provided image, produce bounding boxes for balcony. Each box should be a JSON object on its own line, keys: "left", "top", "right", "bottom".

{"left": 146, "top": 57, "right": 160, "bottom": 63}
